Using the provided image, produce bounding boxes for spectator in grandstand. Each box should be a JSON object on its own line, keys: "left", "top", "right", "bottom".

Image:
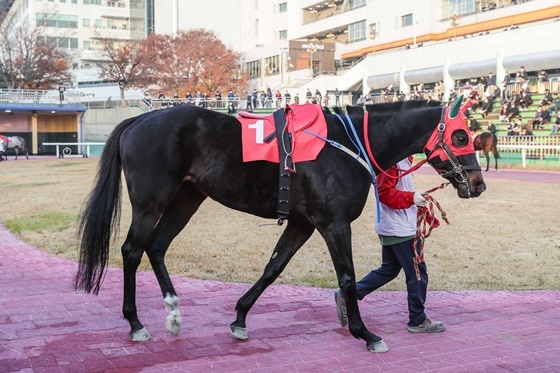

{"left": 469, "top": 77, "right": 479, "bottom": 86}
{"left": 548, "top": 93, "right": 559, "bottom": 115}
{"left": 532, "top": 105, "right": 551, "bottom": 130}
{"left": 486, "top": 72, "right": 495, "bottom": 87}
{"left": 479, "top": 76, "right": 488, "bottom": 90}
{"left": 516, "top": 90, "right": 533, "bottom": 110}
{"left": 306, "top": 88, "right": 313, "bottom": 103}
{"left": 500, "top": 83, "right": 511, "bottom": 104}
{"left": 503, "top": 71, "right": 512, "bottom": 85}
{"left": 520, "top": 127, "right": 533, "bottom": 136}
{"left": 506, "top": 101, "right": 521, "bottom": 122}
{"left": 448, "top": 89, "right": 457, "bottom": 103}
{"left": 542, "top": 89, "right": 553, "bottom": 106}
{"left": 538, "top": 70, "right": 549, "bottom": 82}
{"left": 480, "top": 85, "right": 500, "bottom": 117}
{"left": 499, "top": 102, "right": 509, "bottom": 122}
{"left": 468, "top": 117, "right": 481, "bottom": 132}
{"left": 550, "top": 116, "right": 560, "bottom": 135}
{"left": 519, "top": 66, "right": 527, "bottom": 78}
{"left": 506, "top": 119, "right": 520, "bottom": 136}
{"left": 357, "top": 95, "right": 366, "bottom": 106}
{"left": 487, "top": 122, "right": 497, "bottom": 135}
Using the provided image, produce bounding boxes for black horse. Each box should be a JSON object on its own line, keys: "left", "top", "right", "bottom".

{"left": 473, "top": 131, "right": 500, "bottom": 172}
{"left": 76, "top": 98, "right": 486, "bottom": 352}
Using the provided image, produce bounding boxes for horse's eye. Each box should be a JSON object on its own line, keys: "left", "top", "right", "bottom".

{"left": 452, "top": 129, "right": 469, "bottom": 146}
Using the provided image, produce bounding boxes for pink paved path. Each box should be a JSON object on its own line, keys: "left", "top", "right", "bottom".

{"left": 1, "top": 226, "right": 559, "bottom": 372}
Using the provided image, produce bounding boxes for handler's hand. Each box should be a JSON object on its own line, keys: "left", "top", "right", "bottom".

{"left": 413, "top": 192, "right": 426, "bottom": 207}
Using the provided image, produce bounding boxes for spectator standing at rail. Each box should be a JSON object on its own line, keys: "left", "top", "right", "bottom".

{"left": 58, "top": 85, "right": 66, "bottom": 103}
{"left": 245, "top": 91, "right": 252, "bottom": 111}
{"left": 252, "top": 89, "right": 258, "bottom": 109}
{"left": 486, "top": 72, "right": 495, "bottom": 88}
{"left": 306, "top": 88, "right": 313, "bottom": 103}
{"left": 538, "top": 69, "right": 549, "bottom": 82}
{"left": 285, "top": 90, "right": 291, "bottom": 105}
{"left": 334, "top": 88, "right": 341, "bottom": 106}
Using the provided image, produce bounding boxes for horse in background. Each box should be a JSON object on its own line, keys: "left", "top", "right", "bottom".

{"left": 0, "top": 135, "right": 29, "bottom": 160}
{"left": 473, "top": 131, "right": 500, "bottom": 172}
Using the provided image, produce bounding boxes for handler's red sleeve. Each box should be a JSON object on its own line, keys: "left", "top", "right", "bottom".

{"left": 376, "top": 165, "right": 415, "bottom": 210}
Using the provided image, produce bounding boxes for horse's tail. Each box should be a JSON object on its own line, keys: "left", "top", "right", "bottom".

{"left": 492, "top": 133, "right": 500, "bottom": 159}
{"left": 75, "top": 116, "right": 138, "bottom": 294}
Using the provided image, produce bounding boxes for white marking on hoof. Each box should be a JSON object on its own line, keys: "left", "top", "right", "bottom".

{"left": 164, "top": 294, "right": 182, "bottom": 336}
{"left": 230, "top": 324, "right": 248, "bottom": 340}
{"left": 368, "top": 339, "right": 389, "bottom": 353}
{"left": 130, "top": 327, "right": 151, "bottom": 342}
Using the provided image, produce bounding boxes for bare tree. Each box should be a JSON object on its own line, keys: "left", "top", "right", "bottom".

{"left": 0, "top": 20, "right": 72, "bottom": 89}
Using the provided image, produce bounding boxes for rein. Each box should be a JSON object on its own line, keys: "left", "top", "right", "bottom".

{"left": 413, "top": 182, "right": 450, "bottom": 280}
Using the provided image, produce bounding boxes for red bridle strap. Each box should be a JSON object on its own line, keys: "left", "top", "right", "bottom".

{"left": 362, "top": 112, "right": 427, "bottom": 179}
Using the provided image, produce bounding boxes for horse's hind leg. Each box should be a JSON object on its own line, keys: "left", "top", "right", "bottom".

{"left": 483, "top": 151, "right": 490, "bottom": 172}
{"left": 144, "top": 182, "right": 207, "bottom": 337}
{"left": 230, "top": 221, "right": 315, "bottom": 340}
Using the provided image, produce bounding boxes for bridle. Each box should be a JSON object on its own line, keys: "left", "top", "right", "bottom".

{"left": 423, "top": 106, "right": 481, "bottom": 186}
{"left": 362, "top": 103, "right": 480, "bottom": 185}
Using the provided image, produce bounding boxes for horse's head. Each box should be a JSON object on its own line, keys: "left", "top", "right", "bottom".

{"left": 424, "top": 96, "right": 486, "bottom": 198}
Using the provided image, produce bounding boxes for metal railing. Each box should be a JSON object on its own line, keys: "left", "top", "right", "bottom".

{"left": 497, "top": 135, "right": 560, "bottom": 167}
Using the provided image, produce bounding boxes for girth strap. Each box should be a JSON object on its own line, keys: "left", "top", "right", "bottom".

{"left": 273, "top": 107, "right": 293, "bottom": 225}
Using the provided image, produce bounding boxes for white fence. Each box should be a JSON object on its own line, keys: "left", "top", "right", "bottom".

{"left": 497, "top": 136, "right": 560, "bottom": 167}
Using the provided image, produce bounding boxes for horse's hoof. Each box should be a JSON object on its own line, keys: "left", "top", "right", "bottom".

{"left": 230, "top": 324, "right": 248, "bottom": 340}
{"left": 165, "top": 313, "right": 182, "bottom": 335}
{"left": 130, "top": 327, "right": 151, "bottom": 342}
{"left": 367, "top": 339, "right": 389, "bottom": 353}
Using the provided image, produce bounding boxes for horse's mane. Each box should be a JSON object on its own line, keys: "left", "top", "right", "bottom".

{"left": 325, "top": 100, "right": 442, "bottom": 118}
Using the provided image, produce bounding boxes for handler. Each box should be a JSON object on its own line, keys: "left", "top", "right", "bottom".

{"left": 335, "top": 156, "right": 445, "bottom": 333}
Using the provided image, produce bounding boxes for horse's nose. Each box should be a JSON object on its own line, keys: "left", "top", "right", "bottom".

{"left": 475, "top": 180, "right": 486, "bottom": 195}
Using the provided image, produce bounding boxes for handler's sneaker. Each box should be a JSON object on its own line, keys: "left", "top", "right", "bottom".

{"left": 408, "top": 318, "right": 445, "bottom": 333}
{"left": 333, "top": 289, "right": 347, "bottom": 327}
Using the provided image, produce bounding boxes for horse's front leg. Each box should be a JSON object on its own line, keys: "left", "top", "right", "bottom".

{"left": 320, "top": 223, "right": 389, "bottom": 352}
{"left": 230, "top": 221, "right": 314, "bottom": 340}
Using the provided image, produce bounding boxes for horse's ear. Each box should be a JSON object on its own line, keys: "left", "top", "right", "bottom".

{"left": 448, "top": 94, "right": 463, "bottom": 119}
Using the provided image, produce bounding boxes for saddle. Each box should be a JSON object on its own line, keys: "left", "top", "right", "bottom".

{"left": 238, "top": 104, "right": 327, "bottom": 224}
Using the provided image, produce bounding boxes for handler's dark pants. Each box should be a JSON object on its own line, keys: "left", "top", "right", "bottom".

{"left": 356, "top": 239, "right": 428, "bottom": 327}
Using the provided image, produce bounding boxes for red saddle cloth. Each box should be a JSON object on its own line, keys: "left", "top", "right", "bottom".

{"left": 237, "top": 103, "right": 327, "bottom": 163}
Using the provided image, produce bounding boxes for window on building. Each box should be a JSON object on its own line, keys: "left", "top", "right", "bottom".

{"left": 58, "top": 37, "right": 69, "bottom": 48}
{"left": 72, "top": 0, "right": 77, "bottom": 3}
{"left": 279, "top": 30, "right": 287, "bottom": 40}
{"left": 348, "top": 20, "right": 366, "bottom": 43}
{"left": 279, "top": 2, "right": 287, "bottom": 12}
{"left": 83, "top": 18, "right": 90, "bottom": 27}
{"left": 401, "top": 13, "right": 413, "bottom": 27}
{"left": 255, "top": 19, "right": 258, "bottom": 37}
{"left": 60, "top": 0, "right": 66, "bottom": 3}
{"left": 264, "top": 55, "right": 280, "bottom": 75}
{"left": 108, "top": 20, "right": 115, "bottom": 28}
{"left": 246, "top": 60, "right": 261, "bottom": 78}
{"left": 95, "top": 19, "right": 102, "bottom": 28}
{"left": 84, "top": 40, "right": 91, "bottom": 49}
{"left": 349, "top": 0, "right": 366, "bottom": 10}
{"left": 70, "top": 38, "right": 78, "bottom": 48}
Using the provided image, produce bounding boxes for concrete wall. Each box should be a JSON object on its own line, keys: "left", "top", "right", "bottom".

{"left": 82, "top": 107, "right": 143, "bottom": 142}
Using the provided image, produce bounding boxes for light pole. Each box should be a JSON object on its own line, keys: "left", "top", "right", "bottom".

{"left": 306, "top": 44, "right": 319, "bottom": 78}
